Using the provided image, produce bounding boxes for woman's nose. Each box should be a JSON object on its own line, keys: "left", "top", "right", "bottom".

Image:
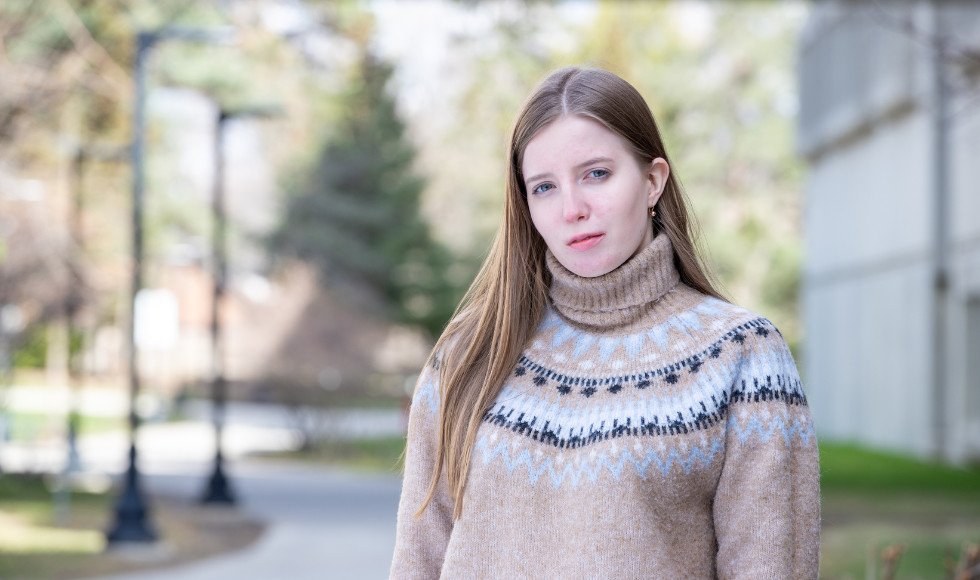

{"left": 562, "top": 187, "right": 589, "bottom": 222}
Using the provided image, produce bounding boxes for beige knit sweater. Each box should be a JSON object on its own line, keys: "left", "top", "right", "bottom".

{"left": 390, "top": 233, "right": 820, "bottom": 579}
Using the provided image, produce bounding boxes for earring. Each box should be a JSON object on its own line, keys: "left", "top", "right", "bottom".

{"left": 649, "top": 207, "right": 656, "bottom": 218}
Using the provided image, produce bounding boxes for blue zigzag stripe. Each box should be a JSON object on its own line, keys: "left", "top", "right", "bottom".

{"left": 728, "top": 412, "right": 815, "bottom": 447}
{"left": 475, "top": 433, "right": 724, "bottom": 488}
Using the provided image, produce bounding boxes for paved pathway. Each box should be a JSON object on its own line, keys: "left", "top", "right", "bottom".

{"left": 91, "top": 461, "right": 402, "bottom": 580}
{"left": 0, "top": 397, "right": 405, "bottom": 474}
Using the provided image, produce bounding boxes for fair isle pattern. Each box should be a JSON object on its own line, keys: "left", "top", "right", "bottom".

{"left": 496, "top": 318, "right": 803, "bottom": 442}
{"left": 483, "top": 305, "right": 808, "bottom": 446}
{"left": 410, "top": 298, "right": 802, "bottom": 412}
{"left": 473, "top": 407, "right": 814, "bottom": 489}
{"left": 411, "top": 308, "right": 814, "bottom": 487}
{"left": 469, "top": 309, "right": 814, "bottom": 485}
{"left": 412, "top": 309, "right": 811, "bottom": 450}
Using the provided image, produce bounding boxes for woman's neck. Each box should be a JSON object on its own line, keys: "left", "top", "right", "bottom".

{"left": 545, "top": 233, "right": 680, "bottom": 331}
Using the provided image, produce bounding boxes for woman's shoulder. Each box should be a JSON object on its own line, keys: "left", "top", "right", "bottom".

{"left": 669, "top": 284, "right": 758, "bottom": 325}
{"left": 655, "top": 287, "right": 805, "bottom": 410}
{"left": 411, "top": 309, "right": 474, "bottom": 409}
{"left": 668, "top": 287, "right": 801, "bottom": 385}
{"left": 677, "top": 285, "right": 792, "bottom": 352}
{"left": 638, "top": 283, "right": 776, "bottom": 341}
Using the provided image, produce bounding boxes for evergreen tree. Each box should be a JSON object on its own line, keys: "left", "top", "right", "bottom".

{"left": 271, "top": 54, "right": 464, "bottom": 338}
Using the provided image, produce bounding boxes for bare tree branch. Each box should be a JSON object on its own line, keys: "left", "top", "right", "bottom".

{"left": 48, "top": 0, "right": 131, "bottom": 98}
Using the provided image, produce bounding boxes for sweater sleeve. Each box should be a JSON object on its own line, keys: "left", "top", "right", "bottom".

{"left": 389, "top": 360, "right": 454, "bottom": 580}
{"left": 713, "top": 322, "right": 820, "bottom": 580}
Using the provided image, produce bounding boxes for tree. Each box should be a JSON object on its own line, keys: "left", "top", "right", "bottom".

{"left": 271, "top": 53, "right": 464, "bottom": 339}
{"left": 0, "top": 0, "right": 226, "bottom": 354}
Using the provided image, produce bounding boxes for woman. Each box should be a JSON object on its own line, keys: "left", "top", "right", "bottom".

{"left": 390, "top": 66, "right": 819, "bottom": 579}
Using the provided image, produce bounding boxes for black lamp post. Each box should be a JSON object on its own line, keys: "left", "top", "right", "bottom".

{"left": 201, "top": 110, "right": 236, "bottom": 505}
{"left": 107, "top": 26, "right": 235, "bottom": 545}
{"left": 201, "top": 105, "right": 280, "bottom": 505}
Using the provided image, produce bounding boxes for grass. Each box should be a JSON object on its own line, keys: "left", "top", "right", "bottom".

{"left": 819, "top": 442, "right": 980, "bottom": 580}
{"left": 259, "top": 436, "right": 408, "bottom": 474}
{"left": 821, "top": 443, "right": 980, "bottom": 494}
{"left": 0, "top": 474, "right": 263, "bottom": 580}
{"left": 0, "top": 474, "right": 113, "bottom": 578}
{"left": 4, "top": 413, "right": 126, "bottom": 441}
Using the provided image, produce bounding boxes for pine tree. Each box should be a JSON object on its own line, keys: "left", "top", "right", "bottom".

{"left": 271, "top": 53, "right": 464, "bottom": 338}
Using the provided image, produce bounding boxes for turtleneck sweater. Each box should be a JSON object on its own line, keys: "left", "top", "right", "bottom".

{"left": 390, "top": 234, "right": 820, "bottom": 580}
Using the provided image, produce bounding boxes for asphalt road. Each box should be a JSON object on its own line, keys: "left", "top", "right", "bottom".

{"left": 92, "top": 461, "right": 403, "bottom": 580}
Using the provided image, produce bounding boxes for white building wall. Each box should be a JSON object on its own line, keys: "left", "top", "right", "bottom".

{"left": 946, "top": 97, "right": 980, "bottom": 461}
{"left": 963, "top": 295, "right": 980, "bottom": 457}
{"left": 799, "top": 2, "right": 980, "bottom": 461}
{"left": 804, "top": 110, "right": 934, "bottom": 456}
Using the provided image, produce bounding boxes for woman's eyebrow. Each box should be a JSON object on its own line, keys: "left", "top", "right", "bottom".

{"left": 525, "top": 157, "right": 615, "bottom": 185}
{"left": 524, "top": 171, "right": 553, "bottom": 185}
{"left": 575, "top": 156, "right": 614, "bottom": 170}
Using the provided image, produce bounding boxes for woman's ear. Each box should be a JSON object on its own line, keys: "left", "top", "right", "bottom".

{"left": 647, "top": 158, "right": 670, "bottom": 208}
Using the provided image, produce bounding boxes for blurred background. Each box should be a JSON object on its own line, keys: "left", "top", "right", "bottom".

{"left": 0, "top": 1, "right": 977, "bottom": 579}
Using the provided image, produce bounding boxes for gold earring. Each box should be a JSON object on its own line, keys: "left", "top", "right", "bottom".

{"left": 649, "top": 207, "right": 656, "bottom": 218}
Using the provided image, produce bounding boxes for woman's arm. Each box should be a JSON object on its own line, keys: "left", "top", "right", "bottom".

{"left": 713, "top": 322, "right": 821, "bottom": 580}
{"left": 389, "top": 361, "right": 454, "bottom": 580}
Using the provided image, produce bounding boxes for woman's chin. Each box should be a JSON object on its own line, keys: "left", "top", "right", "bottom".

{"left": 559, "top": 253, "right": 624, "bottom": 278}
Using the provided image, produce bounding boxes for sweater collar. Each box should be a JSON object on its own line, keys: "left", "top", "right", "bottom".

{"left": 545, "top": 233, "right": 681, "bottom": 330}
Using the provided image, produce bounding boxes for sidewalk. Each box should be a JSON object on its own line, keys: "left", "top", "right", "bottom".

{"left": 90, "top": 462, "right": 402, "bottom": 580}
{"left": 0, "top": 398, "right": 405, "bottom": 474}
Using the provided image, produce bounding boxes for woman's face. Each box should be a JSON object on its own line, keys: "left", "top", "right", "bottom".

{"left": 522, "top": 115, "right": 669, "bottom": 278}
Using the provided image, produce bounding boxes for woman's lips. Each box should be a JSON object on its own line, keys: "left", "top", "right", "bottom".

{"left": 568, "top": 233, "right": 604, "bottom": 252}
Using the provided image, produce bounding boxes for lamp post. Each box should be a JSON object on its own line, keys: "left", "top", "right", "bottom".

{"left": 201, "top": 110, "right": 235, "bottom": 505}
{"left": 107, "top": 26, "right": 235, "bottom": 545}
{"left": 201, "top": 105, "right": 280, "bottom": 505}
{"left": 56, "top": 141, "right": 128, "bottom": 524}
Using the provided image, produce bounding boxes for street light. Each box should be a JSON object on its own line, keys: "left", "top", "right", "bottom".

{"left": 55, "top": 141, "right": 128, "bottom": 524}
{"left": 107, "top": 25, "right": 237, "bottom": 545}
{"left": 201, "top": 104, "right": 280, "bottom": 505}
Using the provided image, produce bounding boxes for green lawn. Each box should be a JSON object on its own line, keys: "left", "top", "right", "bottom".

{"left": 258, "top": 436, "right": 408, "bottom": 474}
{"left": 0, "top": 474, "right": 112, "bottom": 579}
{"left": 0, "top": 474, "right": 263, "bottom": 580}
{"left": 4, "top": 413, "right": 126, "bottom": 442}
{"left": 819, "top": 442, "right": 980, "bottom": 580}
{"left": 821, "top": 443, "right": 980, "bottom": 494}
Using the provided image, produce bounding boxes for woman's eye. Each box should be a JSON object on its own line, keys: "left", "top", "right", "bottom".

{"left": 588, "top": 169, "right": 609, "bottom": 179}
{"left": 532, "top": 183, "right": 555, "bottom": 195}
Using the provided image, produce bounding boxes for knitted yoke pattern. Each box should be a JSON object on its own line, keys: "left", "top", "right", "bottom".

{"left": 390, "top": 234, "right": 820, "bottom": 580}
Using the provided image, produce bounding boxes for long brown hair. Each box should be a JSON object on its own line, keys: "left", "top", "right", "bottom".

{"left": 417, "top": 66, "right": 726, "bottom": 520}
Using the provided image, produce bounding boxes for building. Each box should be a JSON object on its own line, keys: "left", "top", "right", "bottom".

{"left": 798, "top": 1, "right": 980, "bottom": 461}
